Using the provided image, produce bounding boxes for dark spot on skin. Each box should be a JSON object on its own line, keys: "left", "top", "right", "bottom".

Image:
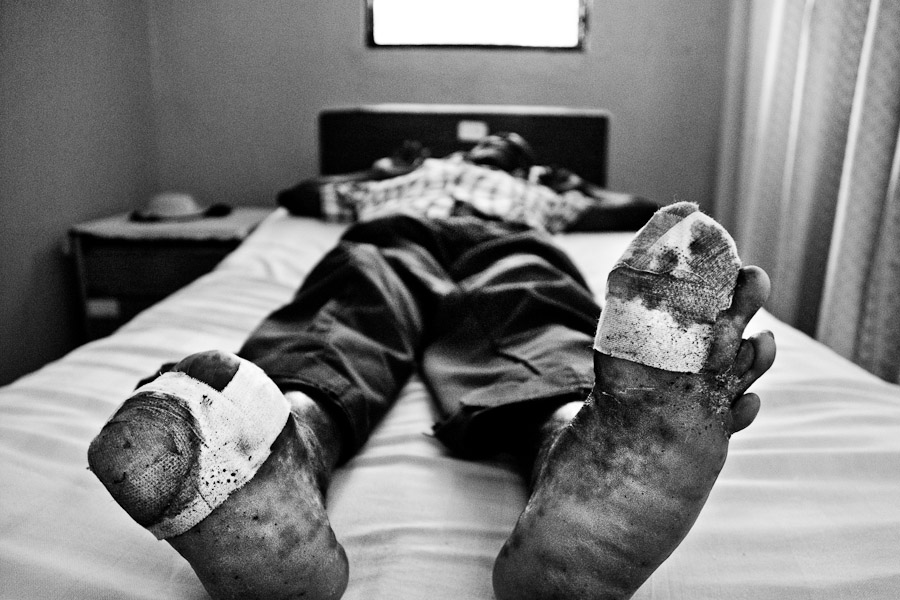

{"left": 304, "top": 521, "right": 322, "bottom": 544}
{"left": 654, "top": 415, "right": 676, "bottom": 444}
{"left": 507, "top": 531, "right": 523, "bottom": 551}
{"left": 568, "top": 468, "right": 600, "bottom": 503}
{"left": 278, "top": 526, "right": 303, "bottom": 559}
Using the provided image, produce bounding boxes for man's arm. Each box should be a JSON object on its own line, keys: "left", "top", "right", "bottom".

{"left": 567, "top": 188, "right": 660, "bottom": 232}
{"left": 536, "top": 165, "right": 659, "bottom": 231}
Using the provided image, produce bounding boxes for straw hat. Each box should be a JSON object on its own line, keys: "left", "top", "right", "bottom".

{"left": 131, "top": 192, "right": 230, "bottom": 222}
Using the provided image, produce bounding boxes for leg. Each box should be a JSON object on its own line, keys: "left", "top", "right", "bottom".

{"left": 493, "top": 203, "right": 776, "bottom": 599}
{"left": 88, "top": 215, "right": 467, "bottom": 600}
{"left": 421, "top": 225, "right": 601, "bottom": 459}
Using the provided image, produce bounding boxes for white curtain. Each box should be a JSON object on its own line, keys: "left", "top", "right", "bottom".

{"left": 717, "top": 0, "right": 900, "bottom": 383}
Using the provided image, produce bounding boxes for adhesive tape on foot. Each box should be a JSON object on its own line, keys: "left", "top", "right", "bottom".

{"left": 593, "top": 202, "right": 741, "bottom": 373}
{"left": 134, "top": 359, "right": 290, "bottom": 539}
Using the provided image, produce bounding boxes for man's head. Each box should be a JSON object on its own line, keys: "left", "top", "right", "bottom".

{"left": 464, "top": 132, "right": 536, "bottom": 177}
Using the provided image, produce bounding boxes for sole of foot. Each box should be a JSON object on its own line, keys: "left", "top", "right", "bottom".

{"left": 493, "top": 266, "right": 775, "bottom": 600}
{"left": 88, "top": 350, "right": 349, "bottom": 600}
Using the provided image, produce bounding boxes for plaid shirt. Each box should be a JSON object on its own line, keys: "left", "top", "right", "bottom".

{"left": 319, "top": 156, "right": 591, "bottom": 233}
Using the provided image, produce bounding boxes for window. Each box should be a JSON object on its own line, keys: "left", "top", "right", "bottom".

{"left": 366, "top": 0, "right": 587, "bottom": 50}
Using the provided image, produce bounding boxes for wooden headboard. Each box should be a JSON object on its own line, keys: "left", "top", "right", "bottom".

{"left": 318, "top": 104, "right": 610, "bottom": 187}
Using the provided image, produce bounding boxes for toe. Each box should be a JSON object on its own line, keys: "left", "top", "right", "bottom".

{"left": 88, "top": 402, "right": 195, "bottom": 526}
{"left": 728, "top": 393, "right": 761, "bottom": 434}
{"left": 723, "top": 266, "right": 771, "bottom": 328}
{"left": 720, "top": 331, "right": 775, "bottom": 435}
{"left": 706, "top": 266, "right": 771, "bottom": 371}
{"left": 738, "top": 330, "right": 776, "bottom": 389}
{"left": 173, "top": 350, "right": 242, "bottom": 392}
{"left": 731, "top": 338, "right": 756, "bottom": 376}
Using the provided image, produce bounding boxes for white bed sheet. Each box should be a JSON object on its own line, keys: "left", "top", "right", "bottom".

{"left": 1, "top": 209, "right": 899, "bottom": 599}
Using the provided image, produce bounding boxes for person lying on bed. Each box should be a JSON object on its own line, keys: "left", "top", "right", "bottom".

{"left": 277, "top": 131, "right": 660, "bottom": 232}
{"left": 87, "top": 139, "right": 776, "bottom": 600}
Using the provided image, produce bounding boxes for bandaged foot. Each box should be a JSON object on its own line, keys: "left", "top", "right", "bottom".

{"left": 88, "top": 350, "right": 348, "bottom": 600}
{"left": 493, "top": 203, "right": 776, "bottom": 599}
{"left": 594, "top": 201, "right": 742, "bottom": 373}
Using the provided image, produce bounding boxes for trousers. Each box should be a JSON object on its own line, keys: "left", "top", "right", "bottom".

{"left": 238, "top": 213, "right": 601, "bottom": 460}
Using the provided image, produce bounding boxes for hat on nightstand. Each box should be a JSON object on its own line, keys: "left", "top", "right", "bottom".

{"left": 131, "top": 192, "right": 231, "bottom": 222}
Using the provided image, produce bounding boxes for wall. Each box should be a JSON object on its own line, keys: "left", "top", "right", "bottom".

{"left": 0, "top": 1, "right": 155, "bottom": 385}
{"left": 148, "top": 0, "right": 733, "bottom": 211}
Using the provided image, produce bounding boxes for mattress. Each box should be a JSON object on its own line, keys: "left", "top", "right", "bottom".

{"left": 1, "top": 209, "right": 899, "bottom": 599}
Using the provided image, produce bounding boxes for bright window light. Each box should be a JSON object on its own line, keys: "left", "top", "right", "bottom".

{"left": 368, "top": 0, "right": 585, "bottom": 49}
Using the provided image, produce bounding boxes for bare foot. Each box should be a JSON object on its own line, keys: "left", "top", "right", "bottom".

{"left": 88, "top": 350, "right": 349, "bottom": 600}
{"left": 493, "top": 229, "right": 776, "bottom": 597}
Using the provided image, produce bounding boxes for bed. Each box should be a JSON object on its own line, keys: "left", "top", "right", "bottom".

{"left": 2, "top": 104, "right": 899, "bottom": 600}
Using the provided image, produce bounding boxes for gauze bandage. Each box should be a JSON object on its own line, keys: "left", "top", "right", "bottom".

{"left": 593, "top": 202, "right": 741, "bottom": 373}
{"left": 124, "top": 358, "right": 290, "bottom": 539}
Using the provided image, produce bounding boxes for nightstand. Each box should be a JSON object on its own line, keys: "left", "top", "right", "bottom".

{"left": 70, "top": 207, "right": 272, "bottom": 340}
